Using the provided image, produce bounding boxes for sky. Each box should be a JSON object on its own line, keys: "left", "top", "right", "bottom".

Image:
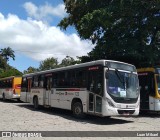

{"left": 0, "top": 0, "right": 94, "bottom": 72}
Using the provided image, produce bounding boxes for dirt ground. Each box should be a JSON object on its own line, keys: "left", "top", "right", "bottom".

{"left": 0, "top": 100, "right": 159, "bottom": 140}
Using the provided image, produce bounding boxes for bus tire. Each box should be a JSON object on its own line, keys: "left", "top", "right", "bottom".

{"left": 2, "top": 93, "right": 5, "bottom": 101}
{"left": 33, "top": 97, "right": 39, "bottom": 109}
{"left": 17, "top": 98, "right": 21, "bottom": 102}
{"left": 72, "top": 102, "right": 85, "bottom": 118}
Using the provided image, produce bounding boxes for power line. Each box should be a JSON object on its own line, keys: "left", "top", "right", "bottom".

{"left": 13, "top": 49, "right": 68, "bottom": 55}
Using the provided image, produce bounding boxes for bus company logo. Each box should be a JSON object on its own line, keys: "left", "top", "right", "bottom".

{"left": 32, "top": 90, "right": 40, "bottom": 93}
{"left": 2, "top": 132, "right": 11, "bottom": 137}
{"left": 88, "top": 66, "right": 99, "bottom": 71}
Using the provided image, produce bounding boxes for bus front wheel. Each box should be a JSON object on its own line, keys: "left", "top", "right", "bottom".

{"left": 72, "top": 102, "right": 85, "bottom": 118}
{"left": 33, "top": 97, "right": 39, "bottom": 109}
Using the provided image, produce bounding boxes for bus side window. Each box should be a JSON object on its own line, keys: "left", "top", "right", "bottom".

{"left": 70, "top": 71, "right": 76, "bottom": 87}
{"left": 33, "top": 76, "right": 39, "bottom": 87}
{"left": 21, "top": 78, "right": 27, "bottom": 92}
{"left": 57, "top": 72, "right": 65, "bottom": 87}
{"left": 38, "top": 75, "right": 44, "bottom": 88}
{"left": 6, "top": 79, "right": 12, "bottom": 88}
{"left": 76, "top": 70, "right": 87, "bottom": 88}
{"left": 53, "top": 73, "right": 58, "bottom": 88}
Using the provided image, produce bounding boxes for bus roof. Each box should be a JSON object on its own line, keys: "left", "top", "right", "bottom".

{"left": 23, "top": 60, "right": 136, "bottom": 77}
{"left": 137, "top": 67, "right": 160, "bottom": 73}
{"left": 0, "top": 76, "right": 21, "bottom": 81}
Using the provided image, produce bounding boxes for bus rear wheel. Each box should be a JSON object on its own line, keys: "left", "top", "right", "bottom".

{"left": 72, "top": 102, "right": 85, "bottom": 118}
{"left": 33, "top": 97, "right": 39, "bottom": 109}
{"left": 2, "top": 93, "right": 5, "bottom": 101}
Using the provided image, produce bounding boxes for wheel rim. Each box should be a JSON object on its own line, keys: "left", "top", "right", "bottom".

{"left": 75, "top": 106, "right": 81, "bottom": 115}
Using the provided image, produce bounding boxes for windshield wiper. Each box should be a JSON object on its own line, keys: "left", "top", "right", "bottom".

{"left": 115, "top": 69, "right": 125, "bottom": 89}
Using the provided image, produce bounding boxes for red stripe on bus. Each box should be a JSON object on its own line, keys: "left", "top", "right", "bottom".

{"left": 15, "top": 84, "right": 21, "bottom": 89}
{"left": 56, "top": 88, "right": 85, "bottom": 91}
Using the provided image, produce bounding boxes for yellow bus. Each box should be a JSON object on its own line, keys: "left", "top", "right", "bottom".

{"left": 0, "top": 76, "right": 22, "bottom": 101}
{"left": 137, "top": 67, "right": 160, "bottom": 112}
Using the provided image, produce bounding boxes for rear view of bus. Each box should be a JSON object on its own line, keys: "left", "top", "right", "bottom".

{"left": 0, "top": 76, "right": 22, "bottom": 101}
{"left": 104, "top": 61, "right": 140, "bottom": 116}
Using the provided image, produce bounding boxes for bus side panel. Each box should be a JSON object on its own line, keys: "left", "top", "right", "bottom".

{"left": 50, "top": 89, "right": 60, "bottom": 108}
{"left": 58, "top": 89, "right": 88, "bottom": 112}
{"left": 50, "top": 88, "right": 88, "bottom": 113}
{"left": 13, "top": 77, "right": 22, "bottom": 95}
{"left": 30, "top": 88, "right": 45, "bottom": 105}
{"left": 20, "top": 92, "right": 27, "bottom": 102}
{"left": 20, "top": 92, "right": 30, "bottom": 102}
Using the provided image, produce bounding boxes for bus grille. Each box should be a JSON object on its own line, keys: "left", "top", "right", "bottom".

{"left": 117, "top": 110, "right": 135, "bottom": 115}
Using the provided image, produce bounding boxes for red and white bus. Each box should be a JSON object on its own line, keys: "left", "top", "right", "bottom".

{"left": 20, "top": 60, "right": 140, "bottom": 118}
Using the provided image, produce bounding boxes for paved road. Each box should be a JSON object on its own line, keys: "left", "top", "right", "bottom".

{"left": 0, "top": 100, "right": 160, "bottom": 140}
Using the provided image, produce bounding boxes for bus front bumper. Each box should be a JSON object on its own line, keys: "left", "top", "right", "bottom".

{"left": 12, "top": 94, "right": 20, "bottom": 99}
{"left": 102, "top": 106, "right": 139, "bottom": 116}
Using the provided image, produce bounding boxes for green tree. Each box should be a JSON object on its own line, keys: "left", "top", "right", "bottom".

{"left": 0, "top": 55, "right": 7, "bottom": 69}
{"left": 0, "top": 47, "right": 15, "bottom": 62}
{"left": 60, "top": 56, "right": 77, "bottom": 66}
{"left": 23, "top": 66, "right": 39, "bottom": 74}
{"left": 39, "top": 57, "right": 58, "bottom": 71}
{"left": 0, "top": 68, "right": 22, "bottom": 78}
{"left": 59, "top": 0, "right": 160, "bottom": 67}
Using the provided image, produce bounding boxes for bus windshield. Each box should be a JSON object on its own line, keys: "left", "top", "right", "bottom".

{"left": 107, "top": 70, "right": 139, "bottom": 103}
{"left": 156, "top": 75, "right": 160, "bottom": 93}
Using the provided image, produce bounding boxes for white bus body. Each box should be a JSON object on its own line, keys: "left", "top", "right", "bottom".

{"left": 21, "top": 60, "right": 140, "bottom": 117}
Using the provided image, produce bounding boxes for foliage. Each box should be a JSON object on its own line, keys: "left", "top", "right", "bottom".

{"left": 0, "top": 47, "right": 15, "bottom": 62}
{"left": 0, "top": 47, "right": 22, "bottom": 78}
{"left": 23, "top": 66, "right": 39, "bottom": 74}
{"left": 0, "top": 55, "right": 7, "bottom": 69}
{"left": 0, "top": 68, "right": 22, "bottom": 78}
{"left": 59, "top": 0, "right": 160, "bottom": 67}
{"left": 60, "top": 56, "right": 77, "bottom": 66}
{"left": 39, "top": 57, "right": 59, "bottom": 71}
{"left": 23, "top": 56, "right": 81, "bottom": 73}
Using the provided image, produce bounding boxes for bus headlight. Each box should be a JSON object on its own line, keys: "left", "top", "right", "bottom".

{"left": 106, "top": 98, "right": 115, "bottom": 107}
{"left": 136, "top": 102, "right": 140, "bottom": 108}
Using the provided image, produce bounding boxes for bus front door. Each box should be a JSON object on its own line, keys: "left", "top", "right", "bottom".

{"left": 88, "top": 70, "right": 103, "bottom": 114}
{"left": 88, "top": 92, "right": 102, "bottom": 114}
